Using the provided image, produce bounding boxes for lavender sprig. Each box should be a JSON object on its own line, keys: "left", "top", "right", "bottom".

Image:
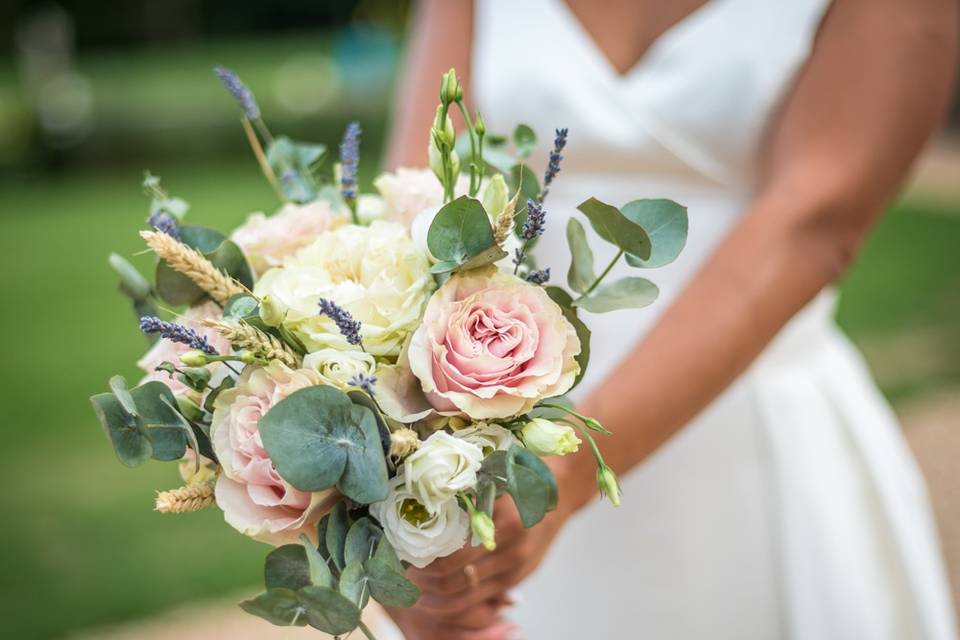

{"left": 526, "top": 268, "right": 551, "bottom": 286}
{"left": 147, "top": 211, "right": 180, "bottom": 240}
{"left": 520, "top": 200, "right": 546, "bottom": 240}
{"left": 140, "top": 316, "right": 217, "bottom": 355}
{"left": 318, "top": 298, "right": 363, "bottom": 347}
{"left": 540, "top": 128, "right": 568, "bottom": 201}
{"left": 349, "top": 372, "right": 378, "bottom": 396}
{"left": 213, "top": 65, "right": 260, "bottom": 120}
{"left": 339, "top": 121, "right": 361, "bottom": 204}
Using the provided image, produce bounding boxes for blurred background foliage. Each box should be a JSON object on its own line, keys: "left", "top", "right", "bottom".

{"left": 0, "top": 1, "right": 957, "bottom": 638}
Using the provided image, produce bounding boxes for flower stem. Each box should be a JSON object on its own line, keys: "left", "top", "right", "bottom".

{"left": 578, "top": 249, "right": 623, "bottom": 299}
{"left": 241, "top": 118, "right": 284, "bottom": 201}
{"left": 455, "top": 99, "right": 481, "bottom": 197}
{"left": 357, "top": 620, "right": 378, "bottom": 640}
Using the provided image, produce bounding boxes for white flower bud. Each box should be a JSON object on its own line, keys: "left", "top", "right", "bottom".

{"left": 482, "top": 174, "right": 508, "bottom": 219}
{"left": 179, "top": 350, "right": 208, "bottom": 367}
{"left": 520, "top": 418, "right": 581, "bottom": 456}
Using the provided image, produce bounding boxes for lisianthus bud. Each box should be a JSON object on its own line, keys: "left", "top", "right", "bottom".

{"left": 474, "top": 112, "right": 486, "bottom": 136}
{"left": 470, "top": 509, "right": 496, "bottom": 551}
{"left": 179, "top": 350, "right": 208, "bottom": 367}
{"left": 259, "top": 295, "right": 284, "bottom": 327}
{"left": 482, "top": 174, "right": 508, "bottom": 219}
{"left": 441, "top": 68, "right": 461, "bottom": 105}
{"left": 597, "top": 464, "right": 621, "bottom": 507}
{"left": 520, "top": 418, "right": 581, "bottom": 456}
{"left": 240, "top": 351, "right": 259, "bottom": 364}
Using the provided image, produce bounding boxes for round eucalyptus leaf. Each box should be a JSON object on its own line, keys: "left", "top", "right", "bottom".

{"left": 239, "top": 588, "right": 307, "bottom": 627}
{"left": 372, "top": 536, "right": 404, "bottom": 574}
{"left": 90, "top": 392, "right": 151, "bottom": 467}
{"left": 505, "top": 445, "right": 558, "bottom": 528}
{"left": 513, "top": 124, "right": 537, "bottom": 158}
{"left": 427, "top": 196, "right": 497, "bottom": 268}
{"left": 620, "top": 199, "right": 688, "bottom": 268}
{"left": 297, "top": 585, "right": 361, "bottom": 635}
{"left": 543, "top": 287, "right": 591, "bottom": 388}
{"left": 264, "top": 545, "right": 311, "bottom": 591}
{"left": 344, "top": 517, "right": 383, "bottom": 566}
{"left": 366, "top": 557, "right": 421, "bottom": 608}
{"left": 259, "top": 386, "right": 389, "bottom": 502}
{"left": 566, "top": 217, "right": 596, "bottom": 293}
{"left": 325, "top": 501, "right": 350, "bottom": 572}
{"left": 299, "top": 535, "right": 334, "bottom": 588}
{"left": 338, "top": 560, "right": 370, "bottom": 608}
{"left": 132, "top": 381, "right": 188, "bottom": 460}
{"left": 576, "top": 197, "right": 652, "bottom": 260}
{"left": 573, "top": 276, "right": 659, "bottom": 314}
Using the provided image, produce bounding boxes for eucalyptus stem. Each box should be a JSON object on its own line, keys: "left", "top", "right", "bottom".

{"left": 578, "top": 249, "right": 624, "bottom": 299}
{"left": 357, "top": 620, "right": 378, "bottom": 640}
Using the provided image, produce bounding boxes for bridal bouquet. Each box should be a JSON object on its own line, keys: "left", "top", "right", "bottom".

{"left": 91, "top": 67, "right": 686, "bottom": 637}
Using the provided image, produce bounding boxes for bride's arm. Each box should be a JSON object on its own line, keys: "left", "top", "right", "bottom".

{"left": 385, "top": 0, "right": 474, "bottom": 170}
{"left": 407, "top": 0, "right": 957, "bottom": 619}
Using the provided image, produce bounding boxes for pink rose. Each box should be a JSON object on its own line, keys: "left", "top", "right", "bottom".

{"left": 136, "top": 301, "right": 232, "bottom": 396}
{"left": 231, "top": 201, "right": 339, "bottom": 275}
{"left": 374, "top": 167, "right": 469, "bottom": 229}
{"left": 211, "top": 361, "right": 336, "bottom": 545}
{"left": 408, "top": 268, "right": 581, "bottom": 419}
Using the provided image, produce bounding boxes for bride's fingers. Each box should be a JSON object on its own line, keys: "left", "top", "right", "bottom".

{"left": 415, "top": 543, "right": 493, "bottom": 578}
{"left": 416, "top": 572, "right": 517, "bottom": 617}
{"left": 412, "top": 537, "right": 525, "bottom": 595}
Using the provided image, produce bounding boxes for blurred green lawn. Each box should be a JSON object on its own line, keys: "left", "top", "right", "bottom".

{"left": 0, "top": 156, "right": 957, "bottom": 638}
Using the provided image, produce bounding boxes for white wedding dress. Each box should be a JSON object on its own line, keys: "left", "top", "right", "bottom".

{"left": 468, "top": 1, "right": 957, "bottom": 639}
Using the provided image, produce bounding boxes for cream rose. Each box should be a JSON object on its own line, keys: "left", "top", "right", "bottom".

{"left": 253, "top": 221, "right": 435, "bottom": 358}
{"left": 302, "top": 348, "right": 377, "bottom": 390}
{"left": 137, "top": 301, "right": 233, "bottom": 397}
{"left": 370, "top": 472, "right": 470, "bottom": 568}
{"left": 408, "top": 268, "right": 581, "bottom": 419}
{"left": 453, "top": 422, "right": 518, "bottom": 456}
{"left": 403, "top": 431, "right": 483, "bottom": 513}
{"left": 231, "top": 200, "right": 341, "bottom": 276}
{"left": 374, "top": 167, "right": 469, "bottom": 229}
{"left": 210, "top": 361, "right": 334, "bottom": 545}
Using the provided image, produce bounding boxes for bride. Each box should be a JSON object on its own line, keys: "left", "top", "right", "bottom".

{"left": 382, "top": 1, "right": 958, "bottom": 638}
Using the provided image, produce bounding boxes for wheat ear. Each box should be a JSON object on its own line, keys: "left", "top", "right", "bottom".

{"left": 389, "top": 428, "right": 421, "bottom": 460}
{"left": 155, "top": 481, "right": 215, "bottom": 514}
{"left": 493, "top": 190, "right": 521, "bottom": 245}
{"left": 201, "top": 318, "right": 302, "bottom": 367}
{"left": 140, "top": 230, "right": 245, "bottom": 305}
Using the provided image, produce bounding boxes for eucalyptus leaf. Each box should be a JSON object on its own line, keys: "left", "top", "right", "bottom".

{"left": 223, "top": 293, "right": 261, "bottom": 324}
{"left": 300, "top": 534, "right": 334, "bottom": 588}
{"left": 513, "top": 124, "right": 537, "bottom": 158}
{"left": 267, "top": 136, "right": 327, "bottom": 203}
{"left": 132, "top": 382, "right": 188, "bottom": 460}
{"left": 109, "top": 375, "right": 138, "bottom": 416}
{"left": 264, "top": 545, "right": 312, "bottom": 591}
{"left": 203, "top": 376, "right": 235, "bottom": 414}
{"left": 365, "top": 557, "right": 421, "bottom": 608}
{"left": 338, "top": 560, "right": 370, "bottom": 608}
{"left": 545, "top": 286, "right": 591, "bottom": 389}
{"left": 620, "top": 199, "right": 688, "bottom": 268}
{"left": 426, "top": 196, "right": 498, "bottom": 269}
{"left": 372, "top": 536, "right": 404, "bottom": 574}
{"left": 325, "top": 502, "right": 349, "bottom": 572}
{"left": 90, "top": 392, "right": 151, "bottom": 467}
{"left": 155, "top": 226, "right": 253, "bottom": 306}
{"left": 574, "top": 277, "right": 659, "bottom": 313}
{"left": 239, "top": 588, "right": 307, "bottom": 627}
{"left": 344, "top": 517, "right": 383, "bottom": 566}
{"left": 297, "top": 585, "right": 361, "bottom": 635}
{"left": 109, "top": 253, "right": 151, "bottom": 301}
{"left": 259, "top": 386, "right": 389, "bottom": 503}
{"left": 506, "top": 446, "right": 558, "bottom": 527}
{"left": 576, "top": 198, "right": 652, "bottom": 260}
{"left": 566, "top": 218, "right": 596, "bottom": 293}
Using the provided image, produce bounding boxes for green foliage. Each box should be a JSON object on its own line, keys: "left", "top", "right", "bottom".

{"left": 297, "top": 586, "right": 361, "bottom": 634}
{"left": 325, "top": 502, "right": 350, "bottom": 571}
{"left": 264, "top": 545, "right": 312, "bottom": 591}
{"left": 239, "top": 588, "right": 308, "bottom": 627}
{"left": 267, "top": 136, "right": 327, "bottom": 203}
{"left": 259, "top": 386, "right": 390, "bottom": 502}
{"left": 344, "top": 517, "right": 382, "bottom": 566}
{"left": 566, "top": 218, "right": 596, "bottom": 293}
{"left": 154, "top": 225, "right": 253, "bottom": 306}
{"left": 90, "top": 379, "right": 189, "bottom": 466}
{"left": 513, "top": 124, "right": 537, "bottom": 159}
{"left": 507, "top": 164, "right": 542, "bottom": 234}
{"left": 426, "top": 196, "right": 507, "bottom": 274}
{"left": 620, "top": 199, "right": 688, "bottom": 268}
{"left": 574, "top": 277, "right": 659, "bottom": 313}
{"left": 301, "top": 534, "right": 334, "bottom": 588}
{"left": 545, "top": 286, "right": 592, "bottom": 389}
{"left": 479, "top": 445, "right": 558, "bottom": 528}
{"left": 576, "top": 197, "right": 652, "bottom": 260}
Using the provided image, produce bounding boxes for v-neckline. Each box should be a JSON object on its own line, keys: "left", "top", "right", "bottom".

{"left": 554, "top": 0, "right": 718, "bottom": 81}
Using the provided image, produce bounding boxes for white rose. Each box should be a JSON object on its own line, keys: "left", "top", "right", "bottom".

{"left": 374, "top": 167, "right": 469, "bottom": 229}
{"left": 403, "top": 431, "right": 483, "bottom": 513}
{"left": 302, "top": 348, "right": 377, "bottom": 390}
{"left": 231, "top": 200, "right": 341, "bottom": 276}
{"left": 453, "top": 422, "right": 518, "bottom": 456}
{"left": 254, "top": 221, "right": 435, "bottom": 358}
{"left": 370, "top": 473, "right": 470, "bottom": 568}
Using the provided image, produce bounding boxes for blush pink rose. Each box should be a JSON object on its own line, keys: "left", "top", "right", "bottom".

{"left": 231, "top": 200, "right": 339, "bottom": 275}
{"left": 408, "top": 268, "right": 581, "bottom": 419}
{"left": 211, "top": 361, "right": 336, "bottom": 545}
{"left": 136, "top": 301, "right": 232, "bottom": 397}
{"left": 374, "top": 167, "right": 470, "bottom": 229}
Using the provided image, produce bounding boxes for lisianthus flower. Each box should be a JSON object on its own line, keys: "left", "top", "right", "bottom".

{"left": 408, "top": 267, "right": 581, "bottom": 419}
{"left": 403, "top": 430, "right": 483, "bottom": 513}
{"left": 452, "top": 422, "right": 518, "bottom": 456}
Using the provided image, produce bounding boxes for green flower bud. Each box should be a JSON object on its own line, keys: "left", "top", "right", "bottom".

{"left": 482, "top": 174, "right": 508, "bottom": 218}
{"left": 470, "top": 509, "right": 496, "bottom": 551}
{"left": 441, "top": 68, "right": 461, "bottom": 105}
{"left": 176, "top": 396, "right": 204, "bottom": 422}
{"left": 597, "top": 464, "right": 621, "bottom": 507}
{"left": 240, "top": 351, "right": 259, "bottom": 364}
{"left": 179, "top": 350, "right": 208, "bottom": 367}
{"left": 520, "top": 418, "right": 581, "bottom": 456}
{"left": 259, "top": 295, "right": 284, "bottom": 327}
{"left": 108, "top": 253, "right": 151, "bottom": 301}
{"left": 474, "top": 112, "right": 486, "bottom": 137}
